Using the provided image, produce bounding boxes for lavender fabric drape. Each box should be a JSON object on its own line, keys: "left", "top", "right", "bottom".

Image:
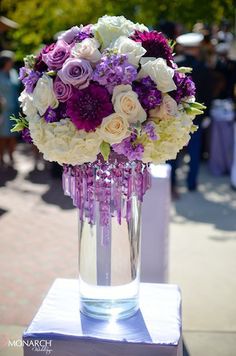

{"left": 209, "top": 120, "right": 234, "bottom": 176}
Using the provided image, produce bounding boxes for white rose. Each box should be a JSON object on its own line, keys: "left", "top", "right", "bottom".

{"left": 111, "top": 36, "right": 146, "bottom": 67}
{"left": 19, "top": 90, "right": 37, "bottom": 118}
{"left": 149, "top": 95, "right": 178, "bottom": 119}
{"left": 112, "top": 84, "right": 146, "bottom": 124}
{"left": 72, "top": 38, "right": 102, "bottom": 63}
{"left": 139, "top": 58, "right": 176, "bottom": 93}
{"left": 32, "top": 74, "right": 58, "bottom": 116}
{"left": 93, "top": 15, "right": 148, "bottom": 49}
{"left": 99, "top": 113, "right": 129, "bottom": 144}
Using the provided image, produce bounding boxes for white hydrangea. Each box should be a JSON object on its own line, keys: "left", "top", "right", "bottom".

{"left": 29, "top": 118, "right": 102, "bottom": 165}
{"left": 142, "top": 114, "right": 197, "bottom": 164}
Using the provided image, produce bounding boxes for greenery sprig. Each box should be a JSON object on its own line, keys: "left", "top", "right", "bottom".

{"left": 10, "top": 114, "right": 28, "bottom": 132}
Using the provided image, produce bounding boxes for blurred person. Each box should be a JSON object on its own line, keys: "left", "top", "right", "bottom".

{"left": 217, "top": 20, "right": 234, "bottom": 44}
{"left": 0, "top": 51, "right": 19, "bottom": 166}
{"left": 158, "top": 20, "right": 180, "bottom": 40}
{"left": 169, "top": 33, "right": 213, "bottom": 197}
{"left": 209, "top": 43, "right": 236, "bottom": 182}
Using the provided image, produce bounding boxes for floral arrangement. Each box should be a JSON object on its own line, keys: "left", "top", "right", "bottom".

{"left": 13, "top": 15, "right": 205, "bottom": 166}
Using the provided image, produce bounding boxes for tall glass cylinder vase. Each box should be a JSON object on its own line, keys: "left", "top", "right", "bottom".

{"left": 63, "top": 157, "right": 151, "bottom": 320}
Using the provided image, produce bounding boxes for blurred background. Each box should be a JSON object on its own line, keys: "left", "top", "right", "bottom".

{"left": 0, "top": 1, "right": 236, "bottom": 355}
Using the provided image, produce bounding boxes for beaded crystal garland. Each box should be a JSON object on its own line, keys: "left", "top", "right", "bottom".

{"left": 62, "top": 159, "right": 151, "bottom": 227}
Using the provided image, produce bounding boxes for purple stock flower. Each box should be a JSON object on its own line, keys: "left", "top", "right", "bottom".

{"left": 20, "top": 69, "right": 41, "bottom": 93}
{"left": 133, "top": 76, "right": 162, "bottom": 111}
{"left": 42, "top": 40, "right": 71, "bottom": 70}
{"left": 21, "top": 128, "right": 33, "bottom": 143}
{"left": 44, "top": 107, "right": 58, "bottom": 123}
{"left": 58, "top": 25, "right": 93, "bottom": 44}
{"left": 131, "top": 30, "right": 174, "bottom": 67}
{"left": 44, "top": 103, "right": 67, "bottom": 123}
{"left": 58, "top": 58, "right": 93, "bottom": 89}
{"left": 93, "top": 53, "right": 137, "bottom": 93}
{"left": 113, "top": 133, "right": 144, "bottom": 161}
{"left": 53, "top": 77, "right": 73, "bottom": 102}
{"left": 66, "top": 83, "right": 113, "bottom": 132}
{"left": 171, "top": 72, "right": 196, "bottom": 103}
{"left": 19, "top": 67, "right": 29, "bottom": 81}
{"left": 143, "top": 121, "right": 158, "bottom": 140}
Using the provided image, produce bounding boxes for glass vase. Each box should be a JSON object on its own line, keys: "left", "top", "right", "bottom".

{"left": 62, "top": 157, "right": 151, "bottom": 320}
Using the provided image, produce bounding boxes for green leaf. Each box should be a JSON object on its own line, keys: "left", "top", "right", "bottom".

{"left": 168, "top": 39, "right": 176, "bottom": 49}
{"left": 100, "top": 141, "right": 111, "bottom": 161}
{"left": 185, "top": 107, "right": 204, "bottom": 115}
{"left": 190, "top": 102, "right": 207, "bottom": 110}
{"left": 10, "top": 114, "right": 28, "bottom": 132}
{"left": 11, "top": 122, "right": 25, "bottom": 132}
{"left": 46, "top": 71, "right": 57, "bottom": 77}
{"left": 176, "top": 67, "right": 193, "bottom": 73}
{"left": 24, "top": 54, "right": 36, "bottom": 69}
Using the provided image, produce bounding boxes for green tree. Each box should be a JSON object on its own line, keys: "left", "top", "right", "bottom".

{"left": 1, "top": 0, "right": 235, "bottom": 59}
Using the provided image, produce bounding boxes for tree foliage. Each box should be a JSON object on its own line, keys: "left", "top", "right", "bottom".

{"left": 1, "top": 0, "right": 235, "bottom": 59}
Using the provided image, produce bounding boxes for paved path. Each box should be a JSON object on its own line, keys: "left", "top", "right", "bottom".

{"left": 169, "top": 163, "right": 236, "bottom": 355}
{"left": 0, "top": 144, "right": 236, "bottom": 355}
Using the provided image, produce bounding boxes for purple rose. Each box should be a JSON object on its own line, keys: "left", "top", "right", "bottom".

{"left": 58, "top": 25, "right": 93, "bottom": 44}
{"left": 42, "top": 40, "right": 71, "bottom": 70}
{"left": 58, "top": 26, "right": 81, "bottom": 44}
{"left": 58, "top": 58, "right": 92, "bottom": 89}
{"left": 53, "top": 77, "right": 73, "bottom": 102}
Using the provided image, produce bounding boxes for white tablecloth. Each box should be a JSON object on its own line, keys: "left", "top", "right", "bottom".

{"left": 23, "top": 278, "right": 182, "bottom": 356}
{"left": 141, "top": 164, "right": 171, "bottom": 283}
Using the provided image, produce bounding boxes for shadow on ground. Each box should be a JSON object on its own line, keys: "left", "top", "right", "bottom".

{"left": 0, "top": 166, "right": 17, "bottom": 187}
{"left": 172, "top": 165, "right": 236, "bottom": 233}
{"left": 41, "top": 178, "right": 74, "bottom": 210}
{"left": 25, "top": 167, "right": 51, "bottom": 185}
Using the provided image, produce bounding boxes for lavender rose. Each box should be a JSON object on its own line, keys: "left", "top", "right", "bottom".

{"left": 58, "top": 25, "right": 93, "bottom": 44}
{"left": 42, "top": 40, "right": 71, "bottom": 70}
{"left": 58, "top": 58, "right": 93, "bottom": 89}
{"left": 53, "top": 77, "right": 73, "bottom": 102}
{"left": 58, "top": 26, "right": 81, "bottom": 44}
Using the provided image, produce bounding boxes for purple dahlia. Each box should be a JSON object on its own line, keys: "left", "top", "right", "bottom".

{"left": 131, "top": 30, "right": 174, "bottom": 67}
{"left": 133, "top": 76, "right": 162, "bottom": 111}
{"left": 66, "top": 83, "right": 113, "bottom": 132}
{"left": 171, "top": 72, "right": 196, "bottom": 104}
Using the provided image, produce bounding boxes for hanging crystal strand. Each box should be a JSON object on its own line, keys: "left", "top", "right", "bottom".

{"left": 62, "top": 165, "right": 71, "bottom": 196}
{"left": 96, "top": 162, "right": 112, "bottom": 286}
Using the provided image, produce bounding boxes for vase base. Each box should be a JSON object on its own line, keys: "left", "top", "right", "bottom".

{"left": 80, "top": 297, "right": 139, "bottom": 320}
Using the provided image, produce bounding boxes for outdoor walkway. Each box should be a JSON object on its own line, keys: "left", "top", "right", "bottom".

{"left": 0, "top": 144, "right": 236, "bottom": 356}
